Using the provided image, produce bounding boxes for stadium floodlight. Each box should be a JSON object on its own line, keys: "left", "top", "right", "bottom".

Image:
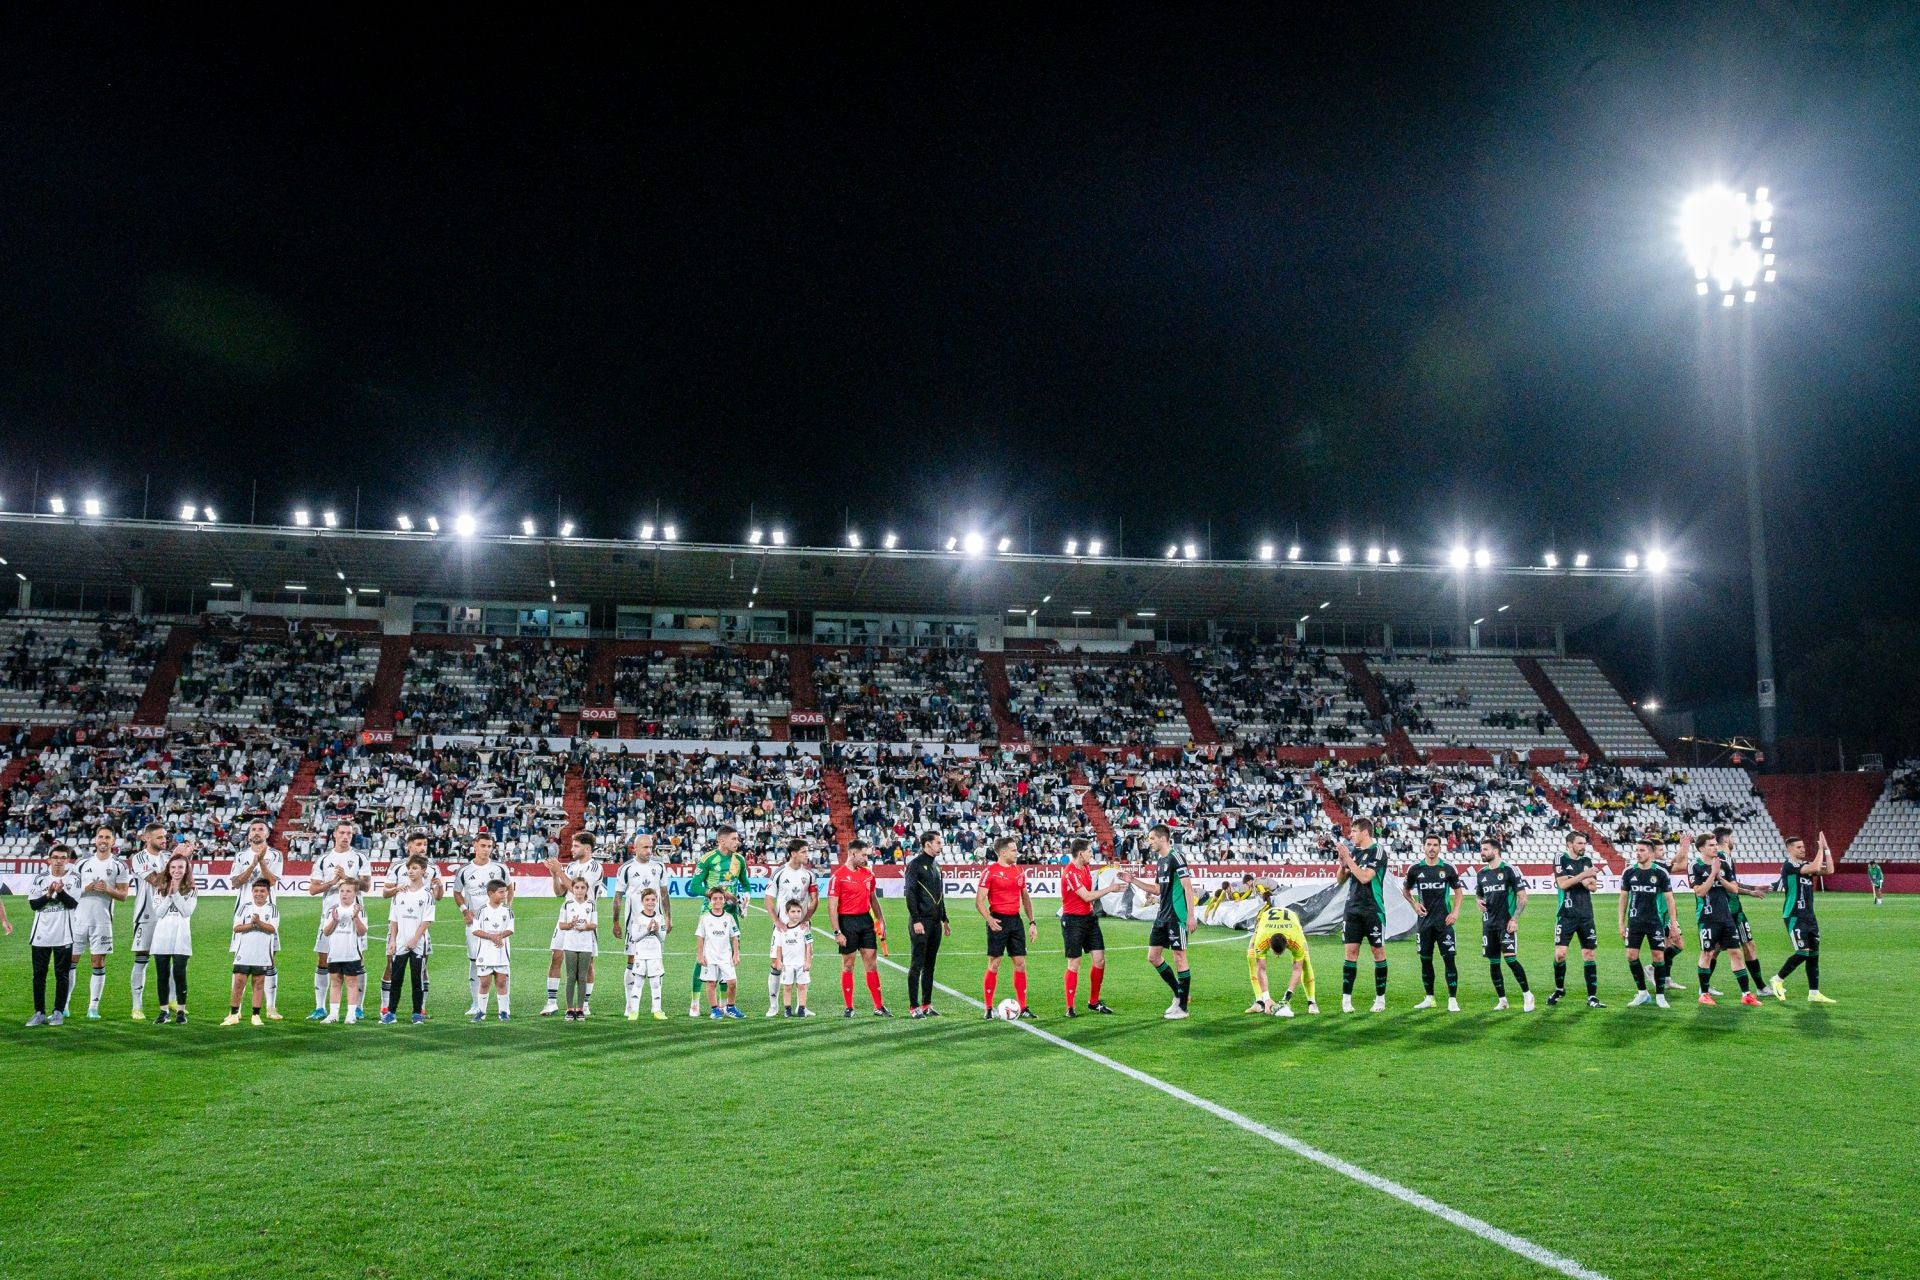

{"left": 847, "top": 531, "right": 861, "bottom": 548}
{"left": 1137, "top": 610, "right": 1156, "bottom": 618}
{"left": 1365, "top": 546, "right": 1381, "bottom": 564}
{"left": 1165, "top": 544, "right": 1178, "bottom": 559}
{"left": 1087, "top": 540, "right": 1102, "bottom": 556}
{"left": 662, "top": 524, "right": 677, "bottom": 541}
{"left": 749, "top": 529, "right": 764, "bottom": 544}
{"left": 1387, "top": 547, "right": 1401, "bottom": 564}
{"left": 522, "top": 518, "right": 537, "bottom": 537}
{"left": 285, "top": 583, "right": 307, "bottom": 592}
{"left": 1286, "top": 544, "right": 1301, "bottom": 562}
{"left": 1472, "top": 616, "right": 1486, "bottom": 626}
{"left": 946, "top": 536, "right": 959, "bottom": 552}
{"left": 882, "top": 532, "right": 898, "bottom": 549}
{"left": 1065, "top": 538, "right": 1079, "bottom": 555}
{"left": 1624, "top": 552, "right": 1641, "bottom": 570}
{"left": 454, "top": 513, "right": 477, "bottom": 538}
{"left": 1473, "top": 548, "right": 1492, "bottom": 569}
{"left": 1644, "top": 698, "right": 1662, "bottom": 713}
{"left": 210, "top": 580, "right": 233, "bottom": 588}
{"left": 560, "top": 521, "right": 576, "bottom": 538}
{"left": 997, "top": 536, "right": 1012, "bottom": 553}
{"left": 335, "top": 570, "right": 346, "bottom": 581}
{"left": 1336, "top": 544, "right": 1354, "bottom": 564}
{"left": 1682, "top": 185, "right": 1773, "bottom": 304}
{"left": 1319, "top": 600, "right": 1331, "bottom": 610}
{"left": 426, "top": 516, "right": 440, "bottom": 533}
{"left": 962, "top": 531, "right": 984, "bottom": 556}
{"left": 1543, "top": 551, "right": 1559, "bottom": 568}
{"left": 1646, "top": 547, "right": 1670, "bottom": 575}
{"left": 203, "top": 508, "right": 217, "bottom": 523}
{"left": 1573, "top": 552, "right": 1589, "bottom": 568}
{"left": 1449, "top": 544, "right": 1470, "bottom": 570}
{"left": 1258, "top": 543, "right": 1274, "bottom": 561}
{"left": 1071, "top": 609, "right": 1092, "bottom": 617}
{"left": 83, "top": 497, "right": 102, "bottom": 517}
{"left": 1182, "top": 542, "right": 1199, "bottom": 560}
{"left": 293, "top": 509, "right": 310, "bottom": 526}
{"left": 770, "top": 529, "right": 786, "bottom": 546}
{"left": 178, "top": 504, "right": 198, "bottom": 521}
{"left": 640, "top": 522, "right": 656, "bottom": 540}
{"left": 751, "top": 585, "right": 759, "bottom": 595}
{"left": 322, "top": 510, "right": 338, "bottom": 528}
{"left": 396, "top": 514, "right": 413, "bottom": 531}
{"left": 48, "top": 496, "right": 66, "bottom": 514}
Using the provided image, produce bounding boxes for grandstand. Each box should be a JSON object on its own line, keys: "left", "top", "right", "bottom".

{"left": 1185, "top": 640, "right": 1380, "bottom": 747}
{"left": 169, "top": 624, "right": 377, "bottom": 732}
{"left": 1536, "top": 656, "right": 1663, "bottom": 759}
{"left": 1848, "top": 765, "right": 1920, "bottom": 862}
{"left": 1543, "top": 764, "right": 1788, "bottom": 861}
{"left": 1373, "top": 652, "right": 1571, "bottom": 754}
{"left": 0, "top": 612, "right": 159, "bottom": 724}
{"left": 1007, "top": 656, "right": 1188, "bottom": 746}
{"left": 614, "top": 649, "right": 790, "bottom": 740}
{"left": 399, "top": 638, "right": 587, "bottom": 737}
{"left": 813, "top": 647, "right": 990, "bottom": 744}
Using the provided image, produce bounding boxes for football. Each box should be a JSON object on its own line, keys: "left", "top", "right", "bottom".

{"left": 995, "top": 998, "right": 1022, "bottom": 1021}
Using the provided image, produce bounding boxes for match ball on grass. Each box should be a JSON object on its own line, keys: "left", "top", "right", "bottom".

{"left": 995, "top": 998, "right": 1022, "bottom": 1021}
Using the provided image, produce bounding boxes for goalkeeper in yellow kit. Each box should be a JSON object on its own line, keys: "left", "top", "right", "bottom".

{"left": 1247, "top": 903, "right": 1318, "bottom": 1017}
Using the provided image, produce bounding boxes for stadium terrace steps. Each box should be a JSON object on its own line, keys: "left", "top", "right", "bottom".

{"left": 559, "top": 763, "right": 587, "bottom": 851}
{"left": 979, "top": 652, "right": 1025, "bottom": 744}
{"left": 1159, "top": 651, "right": 1219, "bottom": 745}
{"left": 1339, "top": 653, "right": 1419, "bottom": 763}
{"left": 1514, "top": 656, "right": 1604, "bottom": 762}
{"left": 1588, "top": 653, "right": 1679, "bottom": 761}
{"left": 786, "top": 646, "right": 819, "bottom": 712}
{"left": 269, "top": 759, "right": 319, "bottom": 852}
{"left": 1308, "top": 774, "right": 1352, "bottom": 828}
{"left": 1754, "top": 771, "right": 1885, "bottom": 859}
{"left": 133, "top": 623, "right": 199, "bottom": 725}
{"left": 1529, "top": 768, "right": 1624, "bottom": 871}
{"left": 362, "top": 634, "right": 414, "bottom": 733}
{"left": 1071, "top": 765, "right": 1116, "bottom": 854}
{"left": 821, "top": 769, "right": 855, "bottom": 852}
{"left": 585, "top": 640, "right": 618, "bottom": 709}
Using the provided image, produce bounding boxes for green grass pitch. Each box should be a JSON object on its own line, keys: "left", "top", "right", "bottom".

{"left": 0, "top": 893, "right": 1912, "bottom": 1279}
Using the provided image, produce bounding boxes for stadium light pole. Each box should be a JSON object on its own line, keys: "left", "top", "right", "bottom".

{"left": 1682, "top": 183, "right": 1779, "bottom": 755}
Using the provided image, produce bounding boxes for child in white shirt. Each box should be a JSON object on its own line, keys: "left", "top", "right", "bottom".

{"left": 772, "top": 898, "right": 815, "bottom": 1017}
{"left": 469, "top": 881, "right": 515, "bottom": 1021}
{"left": 624, "top": 887, "right": 668, "bottom": 1021}
{"left": 385, "top": 863, "right": 437, "bottom": 1025}
{"left": 557, "top": 879, "right": 598, "bottom": 1021}
{"left": 694, "top": 889, "right": 742, "bottom": 1020}
{"left": 321, "top": 884, "right": 369, "bottom": 1024}
{"left": 225, "top": 881, "right": 278, "bottom": 1026}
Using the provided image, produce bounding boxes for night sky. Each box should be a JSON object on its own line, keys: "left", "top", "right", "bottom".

{"left": 3, "top": 5, "right": 1918, "bottom": 726}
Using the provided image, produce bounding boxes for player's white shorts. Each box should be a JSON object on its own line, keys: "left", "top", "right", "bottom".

{"left": 131, "top": 911, "right": 156, "bottom": 954}
{"left": 73, "top": 916, "right": 114, "bottom": 955}
{"left": 700, "top": 960, "right": 737, "bottom": 984}
{"left": 629, "top": 953, "right": 664, "bottom": 979}
{"left": 476, "top": 964, "right": 511, "bottom": 978}
{"left": 777, "top": 966, "right": 810, "bottom": 988}
{"left": 466, "top": 924, "right": 485, "bottom": 961}
{"left": 548, "top": 923, "right": 566, "bottom": 951}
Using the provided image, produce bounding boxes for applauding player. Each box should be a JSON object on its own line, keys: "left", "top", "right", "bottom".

{"left": 1688, "top": 832, "right": 1760, "bottom": 1006}
{"left": 1334, "top": 819, "right": 1389, "bottom": 1013}
{"left": 1475, "top": 839, "right": 1534, "bottom": 1011}
{"left": 452, "top": 834, "right": 511, "bottom": 1017}
{"left": 613, "top": 834, "right": 670, "bottom": 1018}
{"left": 764, "top": 839, "right": 819, "bottom": 1016}
{"left": 229, "top": 820, "right": 284, "bottom": 1019}
{"left": 1402, "top": 833, "right": 1461, "bottom": 1012}
{"left": 1770, "top": 834, "right": 1836, "bottom": 1004}
{"left": 1549, "top": 832, "right": 1604, "bottom": 1008}
{"left": 542, "top": 832, "right": 603, "bottom": 1017}
{"left": 1618, "top": 838, "right": 1676, "bottom": 1008}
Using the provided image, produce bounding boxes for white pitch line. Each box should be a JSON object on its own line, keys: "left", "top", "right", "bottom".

{"left": 788, "top": 906, "right": 1609, "bottom": 1280}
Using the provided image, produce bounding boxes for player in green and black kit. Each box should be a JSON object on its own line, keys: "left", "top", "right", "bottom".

{"left": 687, "top": 825, "right": 752, "bottom": 1016}
{"left": 1401, "top": 833, "right": 1461, "bottom": 1012}
{"left": 1474, "top": 838, "right": 1533, "bottom": 1011}
{"left": 1334, "top": 818, "right": 1389, "bottom": 1013}
{"left": 1687, "top": 831, "right": 1760, "bottom": 1006}
{"left": 1617, "top": 838, "right": 1677, "bottom": 1008}
{"left": 1549, "top": 831, "right": 1604, "bottom": 1007}
{"left": 1714, "top": 826, "right": 1770, "bottom": 988}
{"left": 1770, "top": 833, "right": 1837, "bottom": 1004}
{"left": 1868, "top": 860, "right": 1884, "bottom": 906}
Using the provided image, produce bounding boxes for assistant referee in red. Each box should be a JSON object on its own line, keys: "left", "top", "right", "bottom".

{"left": 977, "top": 836, "right": 1037, "bottom": 1018}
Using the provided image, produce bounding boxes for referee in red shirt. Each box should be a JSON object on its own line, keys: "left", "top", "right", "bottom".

{"left": 828, "top": 839, "right": 892, "bottom": 1018}
{"left": 1060, "top": 837, "right": 1125, "bottom": 1016}
{"left": 977, "top": 836, "right": 1038, "bottom": 1018}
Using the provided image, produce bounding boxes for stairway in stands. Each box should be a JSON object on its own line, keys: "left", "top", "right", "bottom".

{"left": 821, "top": 769, "right": 855, "bottom": 853}
{"left": 559, "top": 763, "right": 587, "bottom": 850}
{"left": 980, "top": 652, "right": 1025, "bottom": 744}
{"left": 270, "top": 760, "right": 320, "bottom": 853}
{"left": 1530, "top": 769, "right": 1623, "bottom": 870}
{"left": 1308, "top": 774, "right": 1352, "bottom": 827}
{"left": 586, "top": 639, "right": 619, "bottom": 709}
{"left": 1339, "top": 653, "right": 1419, "bottom": 764}
{"left": 1515, "top": 657, "right": 1604, "bottom": 762}
{"left": 133, "top": 623, "right": 199, "bottom": 725}
{"left": 361, "top": 634, "right": 414, "bottom": 734}
{"left": 1070, "top": 766, "right": 1117, "bottom": 854}
{"left": 1160, "top": 651, "right": 1219, "bottom": 745}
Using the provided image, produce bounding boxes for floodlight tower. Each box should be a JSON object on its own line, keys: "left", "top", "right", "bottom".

{"left": 1682, "top": 184, "right": 1779, "bottom": 754}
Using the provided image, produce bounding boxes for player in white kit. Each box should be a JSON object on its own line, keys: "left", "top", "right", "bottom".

{"left": 612, "top": 834, "right": 669, "bottom": 1019}
{"left": 451, "top": 833, "right": 513, "bottom": 1016}
{"left": 127, "top": 822, "right": 171, "bottom": 1019}
{"left": 623, "top": 888, "right": 669, "bottom": 1020}
{"left": 763, "top": 838, "right": 819, "bottom": 1016}
{"left": 71, "top": 826, "right": 131, "bottom": 1019}
{"left": 541, "top": 832, "right": 603, "bottom": 1016}
{"left": 306, "top": 821, "right": 372, "bottom": 1020}
{"left": 228, "top": 820, "right": 284, "bottom": 1019}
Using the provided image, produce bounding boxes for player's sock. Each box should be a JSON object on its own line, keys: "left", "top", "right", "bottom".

{"left": 329, "top": 999, "right": 341, "bottom": 1018}
{"left": 1373, "top": 961, "right": 1387, "bottom": 998}
{"left": 1748, "top": 948, "right": 1764, "bottom": 981}
{"left": 842, "top": 969, "right": 856, "bottom": 1010}
{"left": 1706, "top": 952, "right": 1720, "bottom": 982}
{"left": 769, "top": 968, "right": 782, "bottom": 1004}
{"left": 1735, "top": 968, "right": 1752, "bottom": 994}
{"left": 89, "top": 970, "right": 105, "bottom": 1012}
{"left": 1443, "top": 954, "right": 1458, "bottom": 996}
{"left": 1154, "top": 960, "right": 1179, "bottom": 993}
{"left": 1341, "top": 961, "right": 1357, "bottom": 995}
{"left": 314, "top": 968, "right": 328, "bottom": 1009}
{"left": 983, "top": 969, "right": 997, "bottom": 1007}
{"left": 648, "top": 977, "right": 662, "bottom": 1013}
{"left": 499, "top": 989, "right": 511, "bottom": 1015}
{"left": 1506, "top": 960, "right": 1530, "bottom": 993}
{"left": 1064, "top": 968, "right": 1078, "bottom": 1009}
{"left": 1012, "top": 970, "right": 1028, "bottom": 1010}
{"left": 380, "top": 976, "right": 391, "bottom": 1013}
{"left": 1808, "top": 955, "right": 1820, "bottom": 989}
{"left": 1583, "top": 961, "right": 1597, "bottom": 998}
{"left": 1553, "top": 960, "right": 1567, "bottom": 993}
{"left": 584, "top": 981, "right": 594, "bottom": 1006}
{"left": 264, "top": 966, "right": 278, "bottom": 1011}
{"left": 1089, "top": 964, "right": 1104, "bottom": 1005}
{"left": 132, "top": 958, "right": 149, "bottom": 1012}
{"left": 546, "top": 977, "right": 561, "bottom": 1003}
{"left": 865, "top": 970, "right": 884, "bottom": 1010}
{"left": 1698, "top": 966, "right": 1713, "bottom": 994}
{"left": 1175, "top": 968, "right": 1192, "bottom": 1010}
{"left": 1629, "top": 959, "right": 1646, "bottom": 990}
{"left": 1420, "top": 954, "right": 1435, "bottom": 996}
{"left": 1489, "top": 963, "right": 1506, "bottom": 996}
{"left": 1777, "top": 952, "right": 1805, "bottom": 980}
{"left": 693, "top": 968, "right": 703, "bottom": 995}
{"left": 1653, "top": 960, "right": 1669, "bottom": 988}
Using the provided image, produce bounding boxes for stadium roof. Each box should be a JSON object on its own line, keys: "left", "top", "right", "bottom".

{"left": 0, "top": 515, "right": 1660, "bottom": 629}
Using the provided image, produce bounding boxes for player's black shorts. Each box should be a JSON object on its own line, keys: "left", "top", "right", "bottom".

{"left": 1699, "top": 919, "right": 1741, "bottom": 954}
{"left": 1625, "top": 923, "right": 1671, "bottom": 952}
{"left": 1482, "top": 919, "right": 1517, "bottom": 959}
{"left": 1149, "top": 917, "right": 1190, "bottom": 951}
{"left": 837, "top": 912, "right": 878, "bottom": 955}
{"left": 1733, "top": 914, "right": 1753, "bottom": 947}
{"left": 1342, "top": 912, "right": 1384, "bottom": 948}
{"left": 986, "top": 913, "right": 1028, "bottom": 957}
{"left": 1554, "top": 913, "right": 1599, "bottom": 949}
{"left": 327, "top": 960, "right": 366, "bottom": 977}
{"left": 232, "top": 964, "right": 269, "bottom": 976}
{"left": 1787, "top": 917, "right": 1819, "bottom": 954}
{"left": 1061, "top": 913, "right": 1105, "bottom": 959}
{"left": 1415, "top": 921, "right": 1456, "bottom": 956}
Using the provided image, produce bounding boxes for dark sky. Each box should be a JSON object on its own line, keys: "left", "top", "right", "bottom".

{"left": 3, "top": 4, "right": 1918, "bottom": 720}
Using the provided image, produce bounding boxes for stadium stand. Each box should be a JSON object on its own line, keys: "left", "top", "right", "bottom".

{"left": 0, "top": 612, "right": 161, "bottom": 724}
{"left": 1543, "top": 764, "right": 1787, "bottom": 860}
{"left": 580, "top": 747, "right": 832, "bottom": 861}
{"left": 169, "top": 623, "right": 377, "bottom": 732}
{"left": 613, "top": 649, "right": 790, "bottom": 740}
{"left": 1845, "top": 764, "right": 1920, "bottom": 862}
{"left": 812, "top": 647, "right": 993, "bottom": 744}
{"left": 1006, "top": 657, "right": 1189, "bottom": 746}
{"left": 1184, "top": 640, "right": 1380, "bottom": 746}
{"left": 1321, "top": 760, "right": 1567, "bottom": 862}
{"left": 397, "top": 639, "right": 588, "bottom": 737}
{"left": 1369, "top": 653, "right": 1572, "bottom": 753}
{"left": 1093, "top": 755, "right": 1335, "bottom": 861}
{"left": 1535, "top": 657, "right": 1663, "bottom": 758}
{"left": 843, "top": 750, "right": 1089, "bottom": 861}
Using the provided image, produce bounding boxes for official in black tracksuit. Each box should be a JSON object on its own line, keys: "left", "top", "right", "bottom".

{"left": 904, "top": 831, "right": 950, "bottom": 1017}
